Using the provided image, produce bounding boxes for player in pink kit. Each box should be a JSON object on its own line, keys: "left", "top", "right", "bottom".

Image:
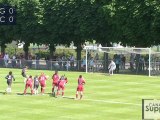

{"left": 52, "top": 71, "right": 60, "bottom": 95}
{"left": 24, "top": 75, "right": 34, "bottom": 95}
{"left": 76, "top": 75, "right": 86, "bottom": 100}
{"left": 39, "top": 73, "right": 48, "bottom": 95}
{"left": 56, "top": 76, "right": 68, "bottom": 97}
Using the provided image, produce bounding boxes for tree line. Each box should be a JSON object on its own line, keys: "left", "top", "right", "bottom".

{"left": 0, "top": 0, "right": 160, "bottom": 61}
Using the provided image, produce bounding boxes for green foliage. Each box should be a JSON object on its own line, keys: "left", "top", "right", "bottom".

{"left": 112, "top": 0, "right": 160, "bottom": 47}
{"left": 15, "top": 0, "right": 40, "bottom": 43}
{"left": 1, "top": 0, "right": 160, "bottom": 59}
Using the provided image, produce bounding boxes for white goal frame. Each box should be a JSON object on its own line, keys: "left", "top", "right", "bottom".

{"left": 85, "top": 46, "right": 151, "bottom": 77}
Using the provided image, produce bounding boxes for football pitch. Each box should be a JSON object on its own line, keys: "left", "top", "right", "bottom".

{"left": 0, "top": 68, "right": 159, "bottom": 120}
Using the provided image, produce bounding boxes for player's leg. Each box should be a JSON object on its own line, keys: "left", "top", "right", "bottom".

{"left": 76, "top": 91, "right": 79, "bottom": 99}
{"left": 40, "top": 84, "right": 43, "bottom": 94}
{"left": 75, "top": 86, "right": 79, "bottom": 99}
{"left": 41, "top": 84, "right": 46, "bottom": 94}
{"left": 80, "top": 91, "right": 83, "bottom": 100}
{"left": 52, "top": 84, "right": 55, "bottom": 93}
{"left": 24, "top": 84, "right": 28, "bottom": 95}
{"left": 56, "top": 90, "right": 59, "bottom": 96}
{"left": 36, "top": 89, "right": 38, "bottom": 94}
{"left": 52, "top": 83, "right": 57, "bottom": 95}
{"left": 36, "top": 85, "right": 39, "bottom": 94}
{"left": 6, "top": 86, "right": 9, "bottom": 93}
{"left": 33, "top": 85, "right": 36, "bottom": 94}
{"left": 109, "top": 68, "right": 111, "bottom": 75}
{"left": 56, "top": 86, "right": 60, "bottom": 96}
{"left": 61, "top": 86, "right": 65, "bottom": 97}
{"left": 111, "top": 69, "right": 113, "bottom": 75}
{"left": 6, "top": 81, "right": 10, "bottom": 93}
{"left": 41, "top": 87, "right": 42, "bottom": 93}
{"left": 34, "top": 88, "right": 37, "bottom": 94}
{"left": 41, "top": 87, "right": 44, "bottom": 94}
{"left": 35, "top": 88, "right": 37, "bottom": 94}
{"left": 8, "top": 83, "right": 12, "bottom": 93}
{"left": 80, "top": 86, "right": 84, "bottom": 100}
{"left": 54, "top": 84, "right": 58, "bottom": 96}
{"left": 30, "top": 85, "right": 34, "bottom": 95}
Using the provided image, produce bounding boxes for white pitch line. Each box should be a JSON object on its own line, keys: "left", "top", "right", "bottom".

{"left": 0, "top": 93, "right": 141, "bottom": 106}
{"left": 86, "top": 79, "right": 160, "bottom": 86}
{"left": 64, "top": 96, "right": 141, "bottom": 106}
{"left": 84, "top": 99, "right": 141, "bottom": 106}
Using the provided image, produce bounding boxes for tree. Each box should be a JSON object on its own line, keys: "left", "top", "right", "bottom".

{"left": 39, "top": 0, "right": 68, "bottom": 59}
{"left": 0, "top": 0, "right": 16, "bottom": 54}
{"left": 113, "top": 0, "right": 158, "bottom": 47}
{"left": 92, "top": 0, "right": 114, "bottom": 47}
{"left": 15, "top": 0, "right": 40, "bottom": 59}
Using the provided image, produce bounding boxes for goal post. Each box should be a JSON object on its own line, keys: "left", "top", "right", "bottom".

{"left": 85, "top": 46, "right": 152, "bottom": 77}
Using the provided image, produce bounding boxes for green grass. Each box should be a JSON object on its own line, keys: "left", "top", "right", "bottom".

{"left": 0, "top": 68, "right": 159, "bottom": 120}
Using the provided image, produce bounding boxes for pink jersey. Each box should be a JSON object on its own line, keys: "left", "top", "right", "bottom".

{"left": 26, "top": 78, "right": 33, "bottom": 85}
{"left": 39, "top": 75, "right": 47, "bottom": 85}
{"left": 59, "top": 79, "right": 68, "bottom": 87}
{"left": 52, "top": 74, "right": 59, "bottom": 83}
{"left": 78, "top": 78, "right": 85, "bottom": 85}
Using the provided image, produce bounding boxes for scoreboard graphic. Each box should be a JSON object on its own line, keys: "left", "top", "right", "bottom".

{"left": 0, "top": 5, "right": 16, "bottom": 25}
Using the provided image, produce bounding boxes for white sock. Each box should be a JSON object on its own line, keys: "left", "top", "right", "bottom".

{"left": 9, "top": 88, "right": 11, "bottom": 92}
{"left": 6, "top": 88, "right": 9, "bottom": 92}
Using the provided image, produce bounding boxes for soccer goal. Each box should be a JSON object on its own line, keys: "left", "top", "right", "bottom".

{"left": 84, "top": 46, "right": 156, "bottom": 77}
{"left": 150, "top": 52, "right": 160, "bottom": 76}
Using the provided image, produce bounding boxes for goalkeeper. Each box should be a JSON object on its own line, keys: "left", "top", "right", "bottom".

{"left": 108, "top": 60, "right": 116, "bottom": 75}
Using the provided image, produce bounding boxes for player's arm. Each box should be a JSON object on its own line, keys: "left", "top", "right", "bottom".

{"left": 77, "top": 79, "right": 79, "bottom": 84}
{"left": 46, "top": 75, "right": 49, "bottom": 80}
{"left": 83, "top": 80, "right": 86, "bottom": 85}
{"left": 66, "top": 79, "right": 68, "bottom": 84}
{"left": 5, "top": 75, "right": 8, "bottom": 79}
{"left": 52, "top": 75, "right": 54, "bottom": 80}
{"left": 12, "top": 75, "right": 15, "bottom": 81}
{"left": 38, "top": 76, "right": 41, "bottom": 82}
{"left": 24, "top": 68, "right": 28, "bottom": 74}
{"left": 32, "top": 79, "right": 34, "bottom": 88}
{"left": 108, "top": 63, "right": 111, "bottom": 69}
{"left": 26, "top": 78, "right": 28, "bottom": 83}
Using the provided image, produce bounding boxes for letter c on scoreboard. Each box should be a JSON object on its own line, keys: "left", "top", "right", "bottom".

{"left": 0, "top": 16, "right": 5, "bottom": 22}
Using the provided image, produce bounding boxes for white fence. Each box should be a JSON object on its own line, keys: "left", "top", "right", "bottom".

{"left": 0, "top": 58, "right": 160, "bottom": 76}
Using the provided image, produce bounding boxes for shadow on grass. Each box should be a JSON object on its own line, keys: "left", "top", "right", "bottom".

{"left": 16, "top": 92, "right": 24, "bottom": 95}
{"left": 0, "top": 92, "right": 6, "bottom": 95}
{"left": 45, "top": 92, "right": 57, "bottom": 98}
{"left": 62, "top": 96, "right": 75, "bottom": 100}
{"left": 13, "top": 82, "right": 24, "bottom": 84}
{"left": 46, "top": 92, "right": 75, "bottom": 99}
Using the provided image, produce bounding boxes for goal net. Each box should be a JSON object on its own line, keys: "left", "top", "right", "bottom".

{"left": 150, "top": 52, "right": 160, "bottom": 76}
{"left": 84, "top": 46, "right": 160, "bottom": 77}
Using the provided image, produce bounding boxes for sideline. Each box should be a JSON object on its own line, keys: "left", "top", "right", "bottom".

{"left": 62, "top": 96, "right": 141, "bottom": 106}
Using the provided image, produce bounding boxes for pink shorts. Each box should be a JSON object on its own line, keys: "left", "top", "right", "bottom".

{"left": 58, "top": 85, "right": 65, "bottom": 91}
{"left": 53, "top": 81, "right": 58, "bottom": 87}
{"left": 77, "top": 85, "right": 84, "bottom": 92}
{"left": 25, "top": 84, "right": 32, "bottom": 89}
{"left": 40, "top": 83, "right": 46, "bottom": 87}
